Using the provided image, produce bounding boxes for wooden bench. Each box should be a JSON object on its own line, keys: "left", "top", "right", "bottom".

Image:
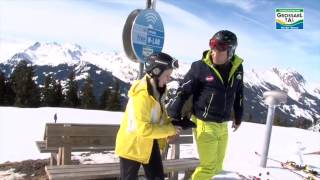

{"left": 37, "top": 123, "right": 118, "bottom": 166}
{"left": 39, "top": 123, "right": 198, "bottom": 180}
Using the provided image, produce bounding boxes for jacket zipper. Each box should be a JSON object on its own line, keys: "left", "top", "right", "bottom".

{"left": 230, "top": 76, "right": 234, "bottom": 87}
{"left": 223, "top": 74, "right": 234, "bottom": 117}
{"left": 204, "top": 92, "right": 214, "bottom": 118}
{"left": 223, "top": 92, "right": 227, "bottom": 117}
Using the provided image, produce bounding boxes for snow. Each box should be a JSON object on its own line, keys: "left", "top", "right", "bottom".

{"left": 283, "top": 104, "right": 314, "bottom": 119}
{"left": 245, "top": 68, "right": 306, "bottom": 102}
{"left": 23, "top": 42, "right": 82, "bottom": 66}
{"left": 0, "top": 106, "right": 319, "bottom": 179}
{"left": 0, "top": 107, "right": 123, "bottom": 163}
{"left": 167, "top": 81, "right": 180, "bottom": 92}
{"left": 309, "top": 122, "right": 320, "bottom": 132}
{"left": 306, "top": 82, "right": 320, "bottom": 99}
{"left": 0, "top": 169, "right": 25, "bottom": 180}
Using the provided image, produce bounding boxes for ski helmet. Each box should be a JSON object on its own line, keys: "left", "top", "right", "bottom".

{"left": 145, "top": 52, "right": 179, "bottom": 77}
{"left": 209, "top": 30, "right": 237, "bottom": 60}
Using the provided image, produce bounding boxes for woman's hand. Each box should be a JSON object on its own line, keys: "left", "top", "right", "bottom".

{"left": 175, "top": 126, "right": 183, "bottom": 135}
{"left": 167, "top": 126, "right": 182, "bottom": 143}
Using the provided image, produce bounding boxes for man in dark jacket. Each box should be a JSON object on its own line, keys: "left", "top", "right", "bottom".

{"left": 168, "top": 30, "right": 244, "bottom": 180}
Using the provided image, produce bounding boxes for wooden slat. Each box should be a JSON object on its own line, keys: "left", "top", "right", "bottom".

{"left": 175, "top": 136, "right": 193, "bottom": 144}
{"left": 36, "top": 141, "right": 114, "bottom": 153}
{"left": 46, "top": 158, "right": 198, "bottom": 171}
{"left": 47, "top": 162, "right": 119, "bottom": 170}
{"left": 45, "top": 124, "right": 119, "bottom": 138}
{"left": 46, "top": 136, "right": 116, "bottom": 148}
{"left": 45, "top": 123, "right": 119, "bottom": 128}
{"left": 181, "top": 128, "right": 192, "bottom": 135}
{"left": 36, "top": 141, "right": 59, "bottom": 153}
{"left": 40, "top": 135, "right": 192, "bottom": 152}
{"left": 46, "top": 158, "right": 199, "bottom": 180}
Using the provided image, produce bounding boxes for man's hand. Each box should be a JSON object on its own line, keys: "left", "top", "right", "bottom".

{"left": 171, "top": 118, "right": 196, "bottom": 130}
{"left": 232, "top": 121, "right": 240, "bottom": 132}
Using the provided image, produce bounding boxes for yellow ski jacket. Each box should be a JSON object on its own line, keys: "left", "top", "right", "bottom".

{"left": 115, "top": 74, "right": 176, "bottom": 164}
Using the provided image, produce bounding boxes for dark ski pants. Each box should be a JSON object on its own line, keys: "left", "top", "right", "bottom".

{"left": 119, "top": 140, "right": 165, "bottom": 180}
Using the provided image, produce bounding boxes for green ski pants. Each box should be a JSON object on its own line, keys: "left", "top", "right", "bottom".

{"left": 191, "top": 116, "right": 228, "bottom": 180}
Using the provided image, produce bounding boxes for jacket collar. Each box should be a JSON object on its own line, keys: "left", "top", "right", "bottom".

{"left": 128, "top": 74, "right": 161, "bottom": 101}
{"left": 203, "top": 50, "right": 243, "bottom": 84}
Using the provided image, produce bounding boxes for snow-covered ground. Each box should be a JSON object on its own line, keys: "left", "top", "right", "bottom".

{"left": 0, "top": 107, "right": 319, "bottom": 180}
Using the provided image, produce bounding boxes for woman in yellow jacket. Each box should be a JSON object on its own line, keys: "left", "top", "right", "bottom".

{"left": 115, "top": 52, "right": 182, "bottom": 180}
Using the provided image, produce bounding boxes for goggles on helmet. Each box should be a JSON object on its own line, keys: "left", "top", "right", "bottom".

{"left": 209, "top": 38, "right": 229, "bottom": 52}
{"left": 153, "top": 58, "right": 178, "bottom": 69}
{"left": 171, "top": 58, "right": 179, "bottom": 69}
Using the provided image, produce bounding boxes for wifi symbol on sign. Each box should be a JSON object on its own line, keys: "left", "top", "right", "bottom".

{"left": 145, "top": 12, "right": 158, "bottom": 24}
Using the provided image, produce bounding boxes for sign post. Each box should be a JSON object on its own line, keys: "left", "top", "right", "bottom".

{"left": 122, "top": 0, "right": 164, "bottom": 79}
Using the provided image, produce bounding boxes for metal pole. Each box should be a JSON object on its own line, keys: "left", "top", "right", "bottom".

{"left": 139, "top": 63, "right": 144, "bottom": 79}
{"left": 137, "top": 0, "right": 156, "bottom": 80}
{"left": 260, "top": 105, "right": 276, "bottom": 168}
{"left": 260, "top": 90, "right": 287, "bottom": 168}
{"left": 146, "top": 0, "right": 156, "bottom": 9}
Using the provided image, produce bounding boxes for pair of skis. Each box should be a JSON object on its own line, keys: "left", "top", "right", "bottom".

{"left": 254, "top": 151, "right": 319, "bottom": 180}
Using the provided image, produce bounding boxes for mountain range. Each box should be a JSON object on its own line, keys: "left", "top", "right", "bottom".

{"left": 0, "top": 41, "right": 319, "bottom": 131}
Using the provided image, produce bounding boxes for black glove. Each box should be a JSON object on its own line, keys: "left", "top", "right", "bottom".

{"left": 171, "top": 117, "right": 196, "bottom": 130}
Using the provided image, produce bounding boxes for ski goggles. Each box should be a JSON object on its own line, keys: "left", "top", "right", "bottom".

{"left": 171, "top": 58, "right": 179, "bottom": 69}
{"left": 209, "top": 38, "right": 229, "bottom": 52}
{"left": 153, "top": 58, "right": 179, "bottom": 69}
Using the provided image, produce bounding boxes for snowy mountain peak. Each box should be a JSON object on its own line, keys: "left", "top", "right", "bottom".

{"left": 8, "top": 52, "right": 33, "bottom": 65}
{"left": 272, "top": 68, "right": 306, "bottom": 93}
{"left": 28, "top": 42, "right": 41, "bottom": 51}
{"left": 8, "top": 42, "right": 86, "bottom": 66}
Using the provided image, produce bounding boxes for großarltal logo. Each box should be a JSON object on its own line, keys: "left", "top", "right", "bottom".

{"left": 275, "top": 8, "right": 304, "bottom": 29}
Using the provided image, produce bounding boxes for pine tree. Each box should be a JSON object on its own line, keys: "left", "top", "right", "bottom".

{"left": 107, "top": 79, "right": 121, "bottom": 111}
{"left": 42, "top": 75, "right": 56, "bottom": 106}
{"left": 53, "top": 80, "right": 64, "bottom": 107}
{"left": 0, "top": 72, "right": 5, "bottom": 105}
{"left": 248, "top": 113, "right": 253, "bottom": 122}
{"left": 99, "top": 85, "right": 110, "bottom": 110}
{"left": 64, "top": 71, "right": 80, "bottom": 107}
{"left": 4, "top": 79, "right": 15, "bottom": 106}
{"left": 273, "top": 114, "right": 281, "bottom": 126}
{"left": 80, "top": 75, "right": 96, "bottom": 109}
{"left": 10, "top": 60, "right": 40, "bottom": 107}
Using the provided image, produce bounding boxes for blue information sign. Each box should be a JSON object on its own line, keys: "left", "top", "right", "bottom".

{"left": 131, "top": 9, "right": 164, "bottom": 63}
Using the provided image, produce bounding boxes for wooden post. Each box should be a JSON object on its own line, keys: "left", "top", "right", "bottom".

{"left": 50, "top": 153, "right": 57, "bottom": 166}
{"left": 170, "top": 143, "right": 180, "bottom": 159}
{"left": 57, "top": 148, "right": 62, "bottom": 165}
{"left": 161, "top": 144, "right": 169, "bottom": 160}
{"left": 169, "top": 141, "right": 180, "bottom": 180}
{"left": 61, "top": 136, "right": 72, "bottom": 165}
{"left": 61, "top": 145, "right": 72, "bottom": 165}
{"left": 183, "top": 170, "right": 194, "bottom": 180}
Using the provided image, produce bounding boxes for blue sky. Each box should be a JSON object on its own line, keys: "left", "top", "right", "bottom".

{"left": 0, "top": 0, "right": 319, "bottom": 84}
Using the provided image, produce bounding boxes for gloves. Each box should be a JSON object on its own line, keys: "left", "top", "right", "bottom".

{"left": 171, "top": 117, "right": 196, "bottom": 130}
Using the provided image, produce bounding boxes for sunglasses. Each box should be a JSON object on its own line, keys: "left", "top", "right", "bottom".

{"left": 209, "top": 38, "right": 229, "bottom": 52}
